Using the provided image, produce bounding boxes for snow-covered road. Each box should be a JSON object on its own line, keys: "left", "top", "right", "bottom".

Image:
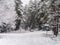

{"left": 0, "top": 31, "right": 60, "bottom": 45}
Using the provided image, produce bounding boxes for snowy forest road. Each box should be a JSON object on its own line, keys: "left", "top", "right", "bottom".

{"left": 0, "top": 31, "right": 60, "bottom": 45}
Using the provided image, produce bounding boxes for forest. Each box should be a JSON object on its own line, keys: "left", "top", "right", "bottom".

{"left": 0, "top": 0, "right": 60, "bottom": 36}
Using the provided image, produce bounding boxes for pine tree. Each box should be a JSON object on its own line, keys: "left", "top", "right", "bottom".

{"left": 15, "top": 0, "right": 22, "bottom": 30}
{"left": 50, "top": 0, "right": 60, "bottom": 36}
{"left": 34, "top": 0, "right": 50, "bottom": 30}
{"left": 27, "top": 0, "right": 39, "bottom": 31}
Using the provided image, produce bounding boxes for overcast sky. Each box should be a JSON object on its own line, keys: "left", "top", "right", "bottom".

{"left": 21, "top": 0, "right": 30, "bottom": 6}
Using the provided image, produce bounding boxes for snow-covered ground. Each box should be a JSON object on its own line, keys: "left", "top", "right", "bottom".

{"left": 0, "top": 31, "right": 60, "bottom": 45}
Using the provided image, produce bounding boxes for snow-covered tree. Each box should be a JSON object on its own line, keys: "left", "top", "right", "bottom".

{"left": 15, "top": 0, "right": 23, "bottom": 30}
{"left": 49, "top": 0, "right": 60, "bottom": 36}
{"left": 26, "top": 0, "right": 40, "bottom": 31}
{"left": 0, "top": 0, "right": 16, "bottom": 32}
{"left": 23, "top": 0, "right": 36, "bottom": 31}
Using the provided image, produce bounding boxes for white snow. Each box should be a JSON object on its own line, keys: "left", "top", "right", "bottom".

{"left": 0, "top": 31, "right": 60, "bottom": 45}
